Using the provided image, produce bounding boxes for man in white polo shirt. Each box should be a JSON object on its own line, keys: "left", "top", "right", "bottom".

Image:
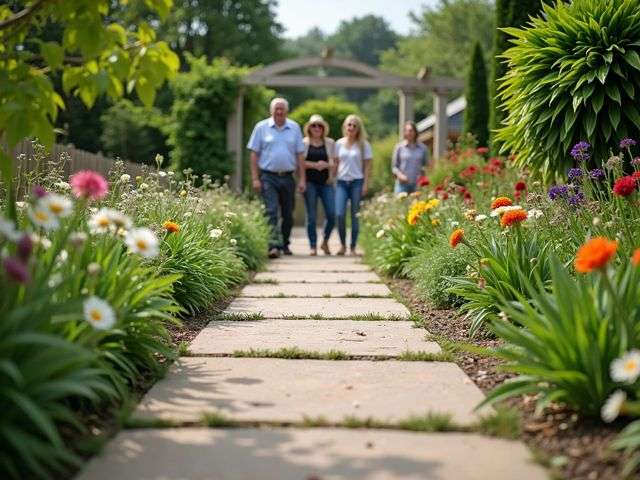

{"left": 247, "top": 98, "right": 306, "bottom": 258}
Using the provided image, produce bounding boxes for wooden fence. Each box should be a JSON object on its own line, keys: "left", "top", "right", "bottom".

{"left": 5, "top": 140, "right": 147, "bottom": 179}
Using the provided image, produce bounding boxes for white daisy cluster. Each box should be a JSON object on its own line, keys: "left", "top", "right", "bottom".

{"left": 28, "top": 194, "right": 73, "bottom": 231}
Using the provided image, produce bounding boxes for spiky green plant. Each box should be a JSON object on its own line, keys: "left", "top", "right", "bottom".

{"left": 496, "top": 0, "right": 640, "bottom": 179}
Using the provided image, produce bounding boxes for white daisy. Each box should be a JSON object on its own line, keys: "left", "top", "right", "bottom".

{"left": 41, "top": 194, "right": 73, "bottom": 218}
{"left": 83, "top": 296, "right": 116, "bottom": 330}
{"left": 474, "top": 214, "right": 488, "bottom": 222}
{"left": 106, "top": 210, "right": 132, "bottom": 230}
{"left": 120, "top": 174, "right": 131, "bottom": 182}
{"left": 0, "top": 217, "right": 21, "bottom": 241}
{"left": 88, "top": 208, "right": 113, "bottom": 234}
{"left": 126, "top": 228, "right": 159, "bottom": 258}
{"left": 601, "top": 390, "right": 626, "bottom": 423}
{"left": 28, "top": 204, "right": 60, "bottom": 231}
{"left": 611, "top": 350, "right": 640, "bottom": 384}
{"left": 396, "top": 192, "right": 408, "bottom": 199}
{"left": 230, "top": 238, "right": 237, "bottom": 246}
{"left": 376, "top": 229, "right": 385, "bottom": 239}
{"left": 209, "top": 228, "right": 223, "bottom": 239}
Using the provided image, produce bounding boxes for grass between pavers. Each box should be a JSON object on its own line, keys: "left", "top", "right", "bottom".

{"left": 124, "top": 407, "right": 521, "bottom": 440}
{"left": 214, "top": 347, "right": 453, "bottom": 362}
{"left": 252, "top": 278, "right": 279, "bottom": 284}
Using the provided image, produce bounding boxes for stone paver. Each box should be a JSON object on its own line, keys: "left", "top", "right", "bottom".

{"left": 240, "top": 282, "right": 391, "bottom": 297}
{"left": 225, "top": 297, "right": 410, "bottom": 319}
{"left": 133, "top": 357, "right": 487, "bottom": 425}
{"left": 254, "top": 270, "right": 380, "bottom": 283}
{"left": 77, "top": 428, "right": 547, "bottom": 480}
{"left": 266, "top": 262, "right": 371, "bottom": 272}
{"left": 189, "top": 320, "right": 439, "bottom": 356}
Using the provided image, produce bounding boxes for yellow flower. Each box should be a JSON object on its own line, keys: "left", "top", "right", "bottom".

{"left": 406, "top": 199, "right": 440, "bottom": 225}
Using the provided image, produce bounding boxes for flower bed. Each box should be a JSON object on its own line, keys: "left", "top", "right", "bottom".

{"left": 360, "top": 139, "right": 640, "bottom": 478}
{"left": 0, "top": 148, "right": 269, "bottom": 479}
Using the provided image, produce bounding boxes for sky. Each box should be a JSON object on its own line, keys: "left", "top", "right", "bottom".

{"left": 275, "top": 0, "right": 436, "bottom": 38}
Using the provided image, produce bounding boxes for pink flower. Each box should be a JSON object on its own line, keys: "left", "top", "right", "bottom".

{"left": 3, "top": 257, "right": 30, "bottom": 284}
{"left": 70, "top": 170, "right": 108, "bottom": 200}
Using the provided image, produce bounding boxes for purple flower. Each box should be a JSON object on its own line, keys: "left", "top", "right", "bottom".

{"left": 570, "top": 141, "right": 591, "bottom": 162}
{"left": 32, "top": 185, "right": 47, "bottom": 198}
{"left": 548, "top": 184, "right": 569, "bottom": 200}
{"left": 3, "top": 257, "right": 30, "bottom": 284}
{"left": 589, "top": 168, "right": 605, "bottom": 180}
{"left": 620, "top": 138, "right": 637, "bottom": 149}
{"left": 568, "top": 168, "right": 583, "bottom": 182}
{"left": 17, "top": 234, "right": 32, "bottom": 261}
{"left": 568, "top": 191, "right": 585, "bottom": 208}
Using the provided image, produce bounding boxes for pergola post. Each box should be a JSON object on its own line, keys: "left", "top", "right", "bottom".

{"left": 227, "top": 91, "right": 244, "bottom": 192}
{"left": 398, "top": 90, "right": 415, "bottom": 138}
{"left": 433, "top": 90, "right": 449, "bottom": 160}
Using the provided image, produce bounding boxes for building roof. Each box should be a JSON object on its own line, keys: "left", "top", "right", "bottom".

{"left": 417, "top": 96, "right": 467, "bottom": 133}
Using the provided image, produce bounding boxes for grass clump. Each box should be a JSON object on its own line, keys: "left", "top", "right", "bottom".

{"left": 397, "top": 412, "right": 455, "bottom": 432}
{"left": 201, "top": 411, "right": 234, "bottom": 427}
{"left": 214, "top": 312, "right": 264, "bottom": 321}
{"left": 475, "top": 407, "right": 522, "bottom": 439}
{"left": 397, "top": 350, "right": 455, "bottom": 362}
{"left": 232, "top": 347, "right": 348, "bottom": 360}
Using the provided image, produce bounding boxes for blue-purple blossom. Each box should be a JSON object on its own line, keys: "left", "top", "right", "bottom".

{"left": 548, "top": 184, "right": 569, "bottom": 200}
{"left": 568, "top": 168, "right": 583, "bottom": 181}
{"left": 589, "top": 168, "right": 605, "bottom": 180}
{"left": 570, "top": 141, "right": 591, "bottom": 162}
{"left": 568, "top": 191, "right": 585, "bottom": 208}
{"left": 620, "top": 138, "right": 637, "bottom": 149}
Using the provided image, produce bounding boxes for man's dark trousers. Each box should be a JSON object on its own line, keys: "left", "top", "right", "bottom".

{"left": 260, "top": 171, "right": 295, "bottom": 250}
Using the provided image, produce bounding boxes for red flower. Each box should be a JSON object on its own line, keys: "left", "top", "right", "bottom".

{"left": 70, "top": 170, "right": 108, "bottom": 200}
{"left": 491, "top": 196, "right": 513, "bottom": 209}
{"left": 515, "top": 181, "right": 527, "bottom": 191}
{"left": 633, "top": 171, "right": 640, "bottom": 180}
{"left": 417, "top": 175, "right": 430, "bottom": 187}
{"left": 463, "top": 191, "right": 473, "bottom": 202}
{"left": 613, "top": 176, "right": 637, "bottom": 197}
{"left": 476, "top": 147, "right": 489, "bottom": 155}
{"left": 514, "top": 191, "right": 521, "bottom": 201}
{"left": 632, "top": 248, "right": 640, "bottom": 267}
{"left": 440, "top": 192, "right": 449, "bottom": 200}
{"left": 449, "top": 228, "right": 464, "bottom": 248}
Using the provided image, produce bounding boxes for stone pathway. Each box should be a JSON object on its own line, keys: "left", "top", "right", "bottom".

{"left": 77, "top": 229, "right": 547, "bottom": 480}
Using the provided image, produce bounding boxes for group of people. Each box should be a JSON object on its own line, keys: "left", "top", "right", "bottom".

{"left": 247, "top": 97, "right": 428, "bottom": 258}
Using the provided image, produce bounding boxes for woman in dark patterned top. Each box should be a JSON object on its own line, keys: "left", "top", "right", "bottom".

{"left": 302, "top": 114, "right": 336, "bottom": 256}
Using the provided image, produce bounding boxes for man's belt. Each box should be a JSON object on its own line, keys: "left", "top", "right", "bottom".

{"left": 261, "top": 169, "right": 294, "bottom": 177}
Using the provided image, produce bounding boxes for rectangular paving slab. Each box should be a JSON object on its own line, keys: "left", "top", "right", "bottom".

{"left": 77, "top": 428, "right": 547, "bottom": 480}
{"left": 254, "top": 271, "right": 381, "bottom": 283}
{"left": 240, "top": 282, "right": 392, "bottom": 298}
{"left": 266, "top": 262, "right": 372, "bottom": 272}
{"left": 189, "top": 320, "right": 439, "bottom": 357}
{"left": 133, "top": 357, "right": 487, "bottom": 425}
{"left": 225, "top": 297, "right": 410, "bottom": 319}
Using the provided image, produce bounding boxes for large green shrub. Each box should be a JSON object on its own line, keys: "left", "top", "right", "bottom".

{"left": 168, "top": 55, "right": 272, "bottom": 180}
{"left": 489, "top": 0, "right": 541, "bottom": 148}
{"left": 289, "top": 96, "right": 363, "bottom": 140}
{"left": 496, "top": 0, "right": 640, "bottom": 178}
{"left": 100, "top": 99, "right": 170, "bottom": 164}
{"left": 463, "top": 42, "right": 489, "bottom": 147}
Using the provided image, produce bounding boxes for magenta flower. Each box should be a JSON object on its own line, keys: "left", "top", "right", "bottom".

{"left": 32, "top": 185, "right": 47, "bottom": 198}
{"left": 3, "top": 257, "right": 30, "bottom": 284}
{"left": 70, "top": 170, "right": 108, "bottom": 200}
{"left": 17, "top": 234, "right": 32, "bottom": 261}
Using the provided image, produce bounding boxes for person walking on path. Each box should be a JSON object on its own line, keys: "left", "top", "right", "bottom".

{"left": 302, "top": 114, "right": 336, "bottom": 256}
{"left": 333, "top": 114, "right": 372, "bottom": 257}
{"left": 392, "top": 121, "right": 428, "bottom": 194}
{"left": 247, "top": 98, "right": 306, "bottom": 258}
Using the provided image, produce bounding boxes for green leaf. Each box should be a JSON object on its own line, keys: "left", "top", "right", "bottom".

{"left": 624, "top": 49, "right": 640, "bottom": 71}
{"left": 40, "top": 42, "right": 64, "bottom": 70}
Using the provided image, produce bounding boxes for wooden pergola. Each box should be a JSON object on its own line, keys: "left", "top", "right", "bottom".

{"left": 226, "top": 56, "right": 463, "bottom": 190}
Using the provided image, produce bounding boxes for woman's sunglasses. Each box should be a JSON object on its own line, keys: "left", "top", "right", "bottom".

{"left": 310, "top": 124, "right": 323, "bottom": 128}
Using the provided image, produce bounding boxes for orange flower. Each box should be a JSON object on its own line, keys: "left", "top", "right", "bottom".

{"left": 163, "top": 220, "right": 180, "bottom": 233}
{"left": 500, "top": 209, "right": 527, "bottom": 227}
{"left": 449, "top": 228, "right": 464, "bottom": 248}
{"left": 632, "top": 248, "right": 640, "bottom": 266}
{"left": 491, "top": 196, "right": 513, "bottom": 209}
{"left": 575, "top": 237, "right": 618, "bottom": 273}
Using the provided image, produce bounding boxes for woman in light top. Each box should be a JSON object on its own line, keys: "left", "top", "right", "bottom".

{"left": 392, "top": 121, "right": 428, "bottom": 194}
{"left": 302, "top": 114, "right": 336, "bottom": 256}
{"left": 333, "top": 114, "right": 372, "bottom": 256}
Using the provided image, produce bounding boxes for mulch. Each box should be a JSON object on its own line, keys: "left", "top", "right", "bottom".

{"left": 390, "top": 277, "right": 630, "bottom": 480}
